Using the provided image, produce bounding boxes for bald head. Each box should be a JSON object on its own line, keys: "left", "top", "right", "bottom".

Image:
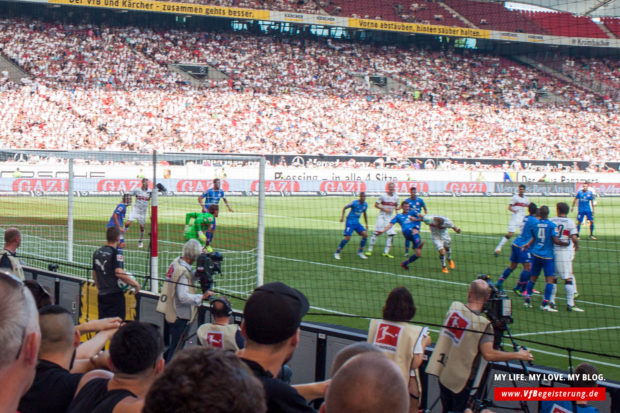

{"left": 330, "top": 342, "right": 381, "bottom": 377}
{"left": 468, "top": 280, "right": 490, "bottom": 305}
{"left": 38, "top": 306, "right": 76, "bottom": 355}
{"left": 323, "top": 352, "right": 408, "bottom": 413}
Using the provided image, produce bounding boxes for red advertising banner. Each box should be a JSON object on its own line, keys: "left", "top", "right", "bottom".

{"left": 446, "top": 182, "right": 488, "bottom": 193}
{"left": 390, "top": 181, "right": 429, "bottom": 193}
{"left": 251, "top": 180, "right": 300, "bottom": 192}
{"left": 97, "top": 179, "right": 144, "bottom": 192}
{"left": 320, "top": 181, "right": 367, "bottom": 193}
{"left": 176, "top": 180, "right": 230, "bottom": 192}
{"left": 12, "top": 179, "right": 68, "bottom": 192}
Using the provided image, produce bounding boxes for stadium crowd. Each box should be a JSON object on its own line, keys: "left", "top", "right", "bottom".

{"left": 0, "top": 19, "right": 618, "bottom": 164}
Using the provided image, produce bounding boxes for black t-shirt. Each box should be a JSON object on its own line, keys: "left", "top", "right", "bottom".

{"left": 18, "top": 360, "right": 83, "bottom": 413}
{"left": 241, "top": 358, "right": 315, "bottom": 413}
{"left": 67, "top": 378, "right": 136, "bottom": 413}
{"left": 92, "top": 245, "right": 123, "bottom": 295}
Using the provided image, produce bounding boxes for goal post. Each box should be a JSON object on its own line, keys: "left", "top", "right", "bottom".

{"left": 0, "top": 149, "right": 266, "bottom": 298}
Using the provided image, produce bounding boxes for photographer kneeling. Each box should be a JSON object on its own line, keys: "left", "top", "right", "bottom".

{"left": 158, "top": 239, "right": 213, "bottom": 362}
{"left": 426, "top": 279, "right": 533, "bottom": 413}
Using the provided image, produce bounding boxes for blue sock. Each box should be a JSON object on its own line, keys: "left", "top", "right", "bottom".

{"left": 499, "top": 267, "right": 513, "bottom": 283}
{"left": 358, "top": 238, "right": 367, "bottom": 252}
{"left": 526, "top": 280, "right": 535, "bottom": 299}
{"left": 336, "top": 239, "right": 348, "bottom": 253}
{"left": 404, "top": 239, "right": 410, "bottom": 252}
{"left": 543, "top": 282, "right": 554, "bottom": 304}
{"left": 590, "top": 222, "right": 594, "bottom": 236}
{"left": 577, "top": 223, "right": 581, "bottom": 234}
{"left": 518, "top": 270, "right": 530, "bottom": 291}
{"left": 407, "top": 255, "right": 419, "bottom": 264}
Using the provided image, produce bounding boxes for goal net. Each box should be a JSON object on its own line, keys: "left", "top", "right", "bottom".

{"left": 0, "top": 150, "right": 266, "bottom": 298}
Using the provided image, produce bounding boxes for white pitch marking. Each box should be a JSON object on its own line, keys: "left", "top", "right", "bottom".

{"left": 514, "top": 325, "right": 620, "bottom": 337}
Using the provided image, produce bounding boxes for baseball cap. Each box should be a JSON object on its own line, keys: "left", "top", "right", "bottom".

{"left": 243, "top": 282, "right": 310, "bottom": 344}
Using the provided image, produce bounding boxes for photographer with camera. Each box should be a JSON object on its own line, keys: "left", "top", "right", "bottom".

{"left": 426, "top": 279, "right": 533, "bottom": 413}
{"left": 157, "top": 239, "right": 213, "bottom": 362}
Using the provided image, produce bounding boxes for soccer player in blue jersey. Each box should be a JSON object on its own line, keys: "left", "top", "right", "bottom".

{"left": 523, "top": 206, "right": 570, "bottom": 311}
{"left": 107, "top": 193, "right": 131, "bottom": 251}
{"left": 571, "top": 182, "right": 596, "bottom": 240}
{"left": 198, "top": 178, "right": 233, "bottom": 213}
{"left": 334, "top": 192, "right": 369, "bottom": 260}
{"left": 205, "top": 204, "right": 218, "bottom": 252}
{"left": 403, "top": 187, "right": 427, "bottom": 255}
{"left": 496, "top": 203, "right": 537, "bottom": 294}
{"left": 376, "top": 201, "right": 424, "bottom": 270}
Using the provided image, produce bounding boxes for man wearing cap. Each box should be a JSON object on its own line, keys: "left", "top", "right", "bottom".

{"left": 238, "top": 282, "right": 327, "bottom": 413}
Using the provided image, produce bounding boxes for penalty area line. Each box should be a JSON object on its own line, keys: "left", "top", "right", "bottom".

{"left": 514, "top": 325, "right": 620, "bottom": 337}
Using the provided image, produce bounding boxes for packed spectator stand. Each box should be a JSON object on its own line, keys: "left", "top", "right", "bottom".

{"left": 0, "top": 16, "right": 617, "bottom": 164}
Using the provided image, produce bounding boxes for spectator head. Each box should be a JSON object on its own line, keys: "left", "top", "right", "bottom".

{"left": 528, "top": 203, "right": 537, "bottom": 215}
{"left": 573, "top": 363, "right": 599, "bottom": 388}
{"left": 143, "top": 347, "right": 266, "bottom": 413}
{"left": 3, "top": 227, "right": 21, "bottom": 250}
{"left": 468, "top": 279, "right": 491, "bottom": 307}
{"left": 242, "top": 282, "right": 309, "bottom": 352}
{"left": 321, "top": 352, "right": 408, "bottom": 413}
{"left": 38, "top": 305, "right": 79, "bottom": 358}
{"left": 211, "top": 296, "right": 232, "bottom": 318}
{"left": 382, "top": 287, "right": 416, "bottom": 322}
{"left": 330, "top": 342, "right": 381, "bottom": 377}
{"left": 0, "top": 270, "right": 41, "bottom": 407}
{"left": 557, "top": 202, "right": 569, "bottom": 216}
{"left": 24, "top": 280, "right": 53, "bottom": 309}
{"left": 108, "top": 322, "right": 164, "bottom": 377}
{"left": 182, "top": 239, "right": 202, "bottom": 264}
{"left": 106, "top": 226, "right": 121, "bottom": 245}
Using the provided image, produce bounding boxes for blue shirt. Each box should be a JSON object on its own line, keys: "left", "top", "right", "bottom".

{"left": 531, "top": 218, "right": 559, "bottom": 259}
{"left": 407, "top": 210, "right": 423, "bottom": 230}
{"left": 405, "top": 197, "right": 426, "bottom": 214}
{"left": 107, "top": 203, "right": 127, "bottom": 228}
{"left": 202, "top": 189, "right": 225, "bottom": 207}
{"left": 513, "top": 215, "right": 538, "bottom": 248}
{"left": 575, "top": 190, "right": 594, "bottom": 212}
{"left": 390, "top": 213, "right": 419, "bottom": 235}
{"left": 345, "top": 200, "right": 368, "bottom": 224}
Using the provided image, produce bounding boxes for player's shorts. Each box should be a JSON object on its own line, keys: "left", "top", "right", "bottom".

{"left": 577, "top": 211, "right": 593, "bottom": 222}
{"left": 403, "top": 230, "right": 422, "bottom": 249}
{"left": 553, "top": 249, "right": 574, "bottom": 280}
{"left": 374, "top": 215, "right": 397, "bottom": 236}
{"left": 344, "top": 222, "right": 366, "bottom": 237}
{"left": 431, "top": 233, "right": 450, "bottom": 251}
{"left": 507, "top": 214, "right": 525, "bottom": 233}
{"left": 127, "top": 208, "right": 147, "bottom": 225}
{"left": 509, "top": 244, "right": 532, "bottom": 264}
{"left": 531, "top": 255, "right": 554, "bottom": 278}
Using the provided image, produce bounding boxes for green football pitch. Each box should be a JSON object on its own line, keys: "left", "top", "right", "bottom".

{"left": 2, "top": 194, "right": 619, "bottom": 378}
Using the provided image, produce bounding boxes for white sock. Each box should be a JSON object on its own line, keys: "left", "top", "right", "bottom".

{"left": 384, "top": 236, "right": 394, "bottom": 254}
{"left": 565, "top": 282, "right": 575, "bottom": 307}
{"left": 441, "top": 255, "right": 446, "bottom": 267}
{"left": 496, "top": 237, "right": 508, "bottom": 250}
{"left": 368, "top": 234, "right": 377, "bottom": 251}
{"left": 550, "top": 284, "right": 557, "bottom": 305}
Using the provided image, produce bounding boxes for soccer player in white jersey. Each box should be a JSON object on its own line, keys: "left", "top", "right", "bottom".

{"left": 423, "top": 215, "right": 461, "bottom": 273}
{"left": 550, "top": 202, "right": 583, "bottom": 312}
{"left": 125, "top": 178, "right": 152, "bottom": 248}
{"left": 365, "top": 183, "right": 399, "bottom": 258}
{"left": 495, "top": 184, "right": 530, "bottom": 256}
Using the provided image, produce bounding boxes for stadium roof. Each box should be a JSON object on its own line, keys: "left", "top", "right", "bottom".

{"left": 510, "top": 0, "right": 619, "bottom": 17}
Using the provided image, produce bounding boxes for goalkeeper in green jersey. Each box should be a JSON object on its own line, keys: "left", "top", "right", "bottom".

{"left": 184, "top": 212, "right": 215, "bottom": 251}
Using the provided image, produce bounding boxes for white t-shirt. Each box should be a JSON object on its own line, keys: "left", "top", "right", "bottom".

{"left": 376, "top": 193, "right": 399, "bottom": 218}
{"left": 132, "top": 189, "right": 152, "bottom": 213}
{"left": 510, "top": 194, "right": 530, "bottom": 218}
{"left": 550, "top": 216, "right": 578, "bottom": 251}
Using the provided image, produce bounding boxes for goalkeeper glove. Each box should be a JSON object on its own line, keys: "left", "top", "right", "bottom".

{"left": 205, "top": 245, "right": 213, "bottom": 253}
{"left": 184, "top": 225, "right": 190, "bottom": 233}
{"left": 198, "top": 231, "right": 207, "bottom": 244}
